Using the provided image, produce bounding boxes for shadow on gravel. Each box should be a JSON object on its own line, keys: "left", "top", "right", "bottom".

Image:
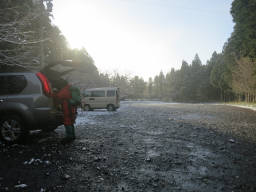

{"left": 0, "top": 130, "right": 68, "bottom": 192}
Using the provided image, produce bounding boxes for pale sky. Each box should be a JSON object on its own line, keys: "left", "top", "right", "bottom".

{"left": 52, "top": 0, "right": 234, "bottom": 80}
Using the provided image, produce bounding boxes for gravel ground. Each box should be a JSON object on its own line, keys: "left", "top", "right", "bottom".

{"left": 1, "top": 101, "right": 256, "bottom": 192}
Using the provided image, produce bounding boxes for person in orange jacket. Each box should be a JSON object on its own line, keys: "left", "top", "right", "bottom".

{"left": 40, "top": 63, "right": 80, "bottom": 143}
{"left": 52, "top": 79, "right": 79, "bottom": 143}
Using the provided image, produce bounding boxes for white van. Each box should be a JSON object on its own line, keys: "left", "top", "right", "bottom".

{"left": 81, "top": 87, "right": 120, "bottom": 111}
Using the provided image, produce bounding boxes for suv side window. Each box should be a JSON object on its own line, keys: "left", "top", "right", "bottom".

{"left": 107, "top": 90, "right": 115, "bottom": 97}
{"left": 91, "top": 91, "right": 105, "bottom": 97}
{"left": 8, "top": 75, "right": 27, "bottom": 94}
{"left": 0, "top": 75, "right": 27, "bottom": 95}
{"left": 0, "top": 76, "right": 9, "bottom": 95}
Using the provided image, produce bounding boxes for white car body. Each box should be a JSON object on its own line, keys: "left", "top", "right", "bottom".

{"left": 81, "top": 87, "right": 120, "bottom": 111}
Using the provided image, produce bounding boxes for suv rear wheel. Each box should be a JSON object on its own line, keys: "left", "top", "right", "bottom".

{"left": 0, "top": 115, "right": 27, "bottom": 143}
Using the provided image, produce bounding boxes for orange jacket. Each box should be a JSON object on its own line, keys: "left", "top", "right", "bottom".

{"left": 53, "top": 85, "right": 76, "bottom": 126}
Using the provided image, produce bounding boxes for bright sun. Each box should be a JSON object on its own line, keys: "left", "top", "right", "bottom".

{"left": 53, "top": 0, "right": 175, "bottom": 79}
{"left": 53, "top": 1, "right": 98, "bottom": 49}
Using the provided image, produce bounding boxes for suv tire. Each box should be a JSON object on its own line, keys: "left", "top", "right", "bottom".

{"left": 0, "top": 115, "right": 28, "bottom": 143}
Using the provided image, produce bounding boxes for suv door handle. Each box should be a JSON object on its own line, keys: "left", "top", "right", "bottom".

{"left": 89, "top": 98, "right": 95, "bottom": 101}
{"left": 0, "top": 99, "right": 4, "bottom": 103}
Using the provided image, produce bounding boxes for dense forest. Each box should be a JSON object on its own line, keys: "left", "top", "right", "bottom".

{"left": 0, "top": 0, "right": 256, "bottom": 102}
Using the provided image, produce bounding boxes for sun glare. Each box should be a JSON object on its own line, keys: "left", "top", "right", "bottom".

{"left": 53, "top": 1, "right": 98, "bottom": 49}
{"left": 53, "top": 0, "right": 178, "bottom": 79}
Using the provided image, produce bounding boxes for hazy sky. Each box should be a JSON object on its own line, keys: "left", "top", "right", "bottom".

{"left": 52, "top": 0, "right": 234, "bottom": 80}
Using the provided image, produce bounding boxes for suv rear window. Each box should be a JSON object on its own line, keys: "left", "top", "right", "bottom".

{"left": 0, "top": 75, "right": 27, "bottom": 95}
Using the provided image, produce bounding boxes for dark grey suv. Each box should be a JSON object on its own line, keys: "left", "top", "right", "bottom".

{"left": 0, "top": 65, "right": 63, "bottom": 143}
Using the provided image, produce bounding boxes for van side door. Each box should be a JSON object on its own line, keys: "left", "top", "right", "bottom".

{"left": 82, "top": 90, "right": 91, "bottom": 108}
{"left": 90, "top": 90, "right": 106, "bottom": 109}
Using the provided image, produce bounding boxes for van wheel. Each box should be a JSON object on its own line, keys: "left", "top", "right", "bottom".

{"left": 107, "top": 104, "right": 116, "bottom": 111}
{"left": 0, "top": 115, "right": 28, "bottom": 143}
{"left": 83, "top": 105, "right": 91, "bottom": 111}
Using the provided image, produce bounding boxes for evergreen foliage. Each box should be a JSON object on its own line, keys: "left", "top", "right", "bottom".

{"left": 0, "top": 0, "right": 53, "bottom": 69}
{"left": 143, "top": 0, "right": 256, "bottom": 102}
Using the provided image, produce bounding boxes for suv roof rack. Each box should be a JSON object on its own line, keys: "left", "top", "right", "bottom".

{"left": 0, "top": 64, "right": 30, "bottom": 73}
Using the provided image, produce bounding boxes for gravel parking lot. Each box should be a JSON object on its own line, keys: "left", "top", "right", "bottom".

{"left": 1, "top": 101, "right": 256, "bottom": 192}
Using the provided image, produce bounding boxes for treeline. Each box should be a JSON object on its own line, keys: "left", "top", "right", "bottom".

{"left": 93, "top": 53, "right": 221, "bottom": 101}
{"left": 149, "top": 54, "right": 220, "bottom": 102}
{"left": 136, "top": 0, "right": 256, "bottom": 102}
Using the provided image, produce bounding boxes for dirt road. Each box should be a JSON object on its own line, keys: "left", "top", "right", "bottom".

{"left": 1, "top": 101, "right": 256, "bottom": 192}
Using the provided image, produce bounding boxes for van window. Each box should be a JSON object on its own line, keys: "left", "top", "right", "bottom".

{"left": 91, "top": 90, "right": 105, "bottom": 97}
{"left": 107, "top": 90, "right": 115, "bottom": 97}
{"left": 84, "top": 91, "right": 91, "bottom": 97}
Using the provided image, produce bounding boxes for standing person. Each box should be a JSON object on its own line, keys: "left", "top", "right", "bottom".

{"left": 69, "top": 85, "right": 81, "bottom": 138}
{"left": 52, "top": 79, "right": 81, "bottom": 143}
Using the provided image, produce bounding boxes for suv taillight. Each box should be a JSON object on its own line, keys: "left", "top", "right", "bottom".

{"left": 36, "top": 72, "right": 52, "bottom": 96}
